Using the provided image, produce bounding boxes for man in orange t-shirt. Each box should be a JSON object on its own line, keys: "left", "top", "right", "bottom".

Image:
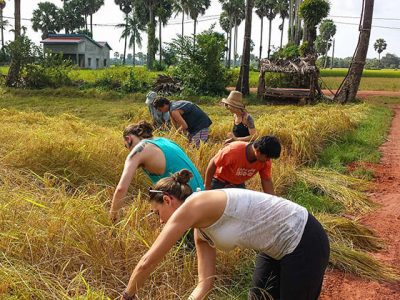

{"left": 204, "top": 136, "right": 281, "bottom": 194}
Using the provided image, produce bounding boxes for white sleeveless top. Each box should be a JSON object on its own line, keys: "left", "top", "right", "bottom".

{"left": 196, "top": 189, "right": 308, "bottom": 260}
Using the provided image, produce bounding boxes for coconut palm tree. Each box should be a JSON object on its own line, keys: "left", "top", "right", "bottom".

{"left": 114, "top": 0, "right": 133, "bottom": 65}
{"left": 117, "top": 13, "right": 144, "bottom": 66}
{"left": 173, "top": 0, "right": 190, "bottom": 37}
{"left": 276, "top": 0, "right": 289, "bottom": 48}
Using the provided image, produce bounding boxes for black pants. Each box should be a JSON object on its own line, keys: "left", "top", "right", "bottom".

{"left": 248, "top": 213, "right": 330, "bottom": 300}
{"left": 211, "top": 177, "right": 245, "bottom": 189}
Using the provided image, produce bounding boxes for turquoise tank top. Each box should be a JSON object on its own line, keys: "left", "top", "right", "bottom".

{"left": 143, "top": 137, "right": 204, "bottom": 191}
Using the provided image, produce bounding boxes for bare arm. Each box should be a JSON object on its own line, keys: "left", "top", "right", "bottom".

{"left": 170, "top": 110, "right": 188, "bottom": 133}
{"left": 261, "top": 178, "right": 275, "bottom": 195}
{"left": 109, "top": 143, "right": 146, "bottom": 220}
{"left": 188, "top": 230, "right": 216, "bottom": 300}
{"left": 204, "top": 156, "right": 217, "bottom": 190}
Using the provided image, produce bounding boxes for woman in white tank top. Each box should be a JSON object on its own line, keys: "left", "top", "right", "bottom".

{"left": 118, "top": 170, "right": 330, "bottom": 300}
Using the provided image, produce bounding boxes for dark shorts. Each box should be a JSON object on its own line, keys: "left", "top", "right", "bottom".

{"left": 211, "top": 177, "right": 246, "bottom": 189}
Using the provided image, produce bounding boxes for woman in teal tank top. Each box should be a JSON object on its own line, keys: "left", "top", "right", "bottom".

{"left": 109, "top": 121, "right": 204, "bottom": 221}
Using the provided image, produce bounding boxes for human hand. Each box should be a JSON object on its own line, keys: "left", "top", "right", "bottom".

{"left": 226, "top": 132, "right": 234, "bottom": 139}
{"left": 109, "top": 209, "right": 119, "bottom": 223}
{"left": 224, "top": 137, "right": 235, "bottom": 145}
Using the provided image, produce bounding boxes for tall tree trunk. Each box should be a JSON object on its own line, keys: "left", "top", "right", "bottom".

{"left": 133, "top": 32, "right": 136, "bottom": 66}
{"left": 236, "top": 0, "right": 254, "bottom": 95}
{"left": 280, "top": 18, "right": 285, "bottom": 48}
{"left": 6, "top": 0, "right": 21, "bottom": 87}
{"left": 334, "top": 0, "right": 374, "bottom": 103}
{"left": 147, "top": 6, "right": 156, "bottom": 70}
{"left": 288, "top": 0, "right": 294, "bottom": 44}
{"left": 267, "top": 18, "right": 272, "bottom": 59}
{"left": 330, "top": 38, "right": 335, "bottom": 69}
{"left": 0, "top": 8, "right": 4, "bottom": 50}
{"left": 181, "top": 12, "right": 184, "bottom": 37}
{"left": 228, "top": 17, "right": 233, "bottom": 68}
{"left": 90, "top": 14, "right": 93, "bottom": 36}
{"left": 234, "top": 18, "right": 237, "bottom": 67}
{"left": 193, "top": 19, "right": 197, "bottom": 49}
{"left": 123, "top": 13, "right": 128, "bottom": 65}
{"left": 259, "top": 17, "right": 263, "bottom": 68}
{"left": 159, "top": 17, "right": 162, "bottom": 65}
{"left": 323, "top": 39, "right": 329, "bottom": 68}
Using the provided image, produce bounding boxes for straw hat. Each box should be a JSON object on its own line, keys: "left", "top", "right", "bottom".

{"left": 221, "top": 91, "right": 245, "bottom": 110}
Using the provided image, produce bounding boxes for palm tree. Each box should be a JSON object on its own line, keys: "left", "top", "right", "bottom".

{"left": 276, "top": 0, "right": 289, "bottom": 48}
{"left": 117, "top": 13, "right": 144, "bottom": 66}
{"left": 6, "top": 0, "right": 21, "bottom": 87}
{"left": 0, "top": 0, "right": 6, "bottom": 50}
{"left": 114, "top": 0, "right": 133, "bottom": 65}
{"left": 156, "top": 1, "right": 173, "bottom": 65}
{"left": 255, "top": 1, "right": 267, "bottom": 63}
{"left": 219, "top": 11, "right": 232, "bottom": 65}
{"left": 374, "top": 38, "right": 387, "bottom": 62}
{"left": 173, "top": 0, "right": 189, "bottom": 37}
{"left": 265, "top": 0, "right": 278, "bottom": 59}
{"left": 220, "top": 0, "right": 243, "bottom": 68}
{"left": 236, "top": 0, "right": 254, "bottom": 95}
{"left": 187, "top": 0, "right": 211, "bottom": 46}
{"left": 87, "top": 0, "right": 104, "bottom": 36}
{"left": 334, "top": 0, "right": 374, "bottom": 103}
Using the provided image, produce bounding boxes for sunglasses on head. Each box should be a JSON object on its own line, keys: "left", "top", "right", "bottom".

{"left": 148, "top": 189, "right": 169, "bottom": 198}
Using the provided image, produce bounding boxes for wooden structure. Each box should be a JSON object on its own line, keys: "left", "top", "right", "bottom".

{"left": 257, "top": 57, "right": 321, "bottom": 103}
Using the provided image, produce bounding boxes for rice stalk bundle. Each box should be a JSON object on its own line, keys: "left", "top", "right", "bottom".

{"left": 297, "top": 168, "right": 373, "bottom": 213}
{"left": 329, "top": 243, "right": 399, "bottom": 282}
{"left": 316, "top": 214, "right": 382, "bottom": 252}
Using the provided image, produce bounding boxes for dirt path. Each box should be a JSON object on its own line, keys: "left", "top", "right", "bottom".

{"left": 321, "top": 106, "right": 400, "bottom": 300}
{"left": 228, "top": 87, "right": 400, "bottom": 98}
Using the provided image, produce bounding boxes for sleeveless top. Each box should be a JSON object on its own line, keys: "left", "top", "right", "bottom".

{"left": 170, "top": 100, "right": 212, "bottom": 135}
{"left": 143, "top": 137, "right": 204, "bottom": 191}
{"left": 232, "top": 113, "right": 255, "bottom": 138}
{"left": 196, "top": 188, "right": 308, "bottom": 260}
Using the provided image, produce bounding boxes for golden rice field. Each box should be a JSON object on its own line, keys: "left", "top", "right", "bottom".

{"left": 0, "top": 101, "right": 398, "bottom": 299}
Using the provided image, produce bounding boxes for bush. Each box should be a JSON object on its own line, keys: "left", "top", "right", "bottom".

{"left": 23, "top": 53, "right": 72, "bottom": 89}
{"left": 91, "top": 66, "right": 154, "bottom": 93}
{"left": 169, "top": 28, "right": 230, "bottom": 96}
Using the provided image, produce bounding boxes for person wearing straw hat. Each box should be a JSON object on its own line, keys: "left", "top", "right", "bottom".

{"left": 221, "top": 90, "right": 257, "bottom": 144}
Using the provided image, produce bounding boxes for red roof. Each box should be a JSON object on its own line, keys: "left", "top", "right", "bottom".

{"left": 42, "top": 37, "right": 83, "bottom": 44}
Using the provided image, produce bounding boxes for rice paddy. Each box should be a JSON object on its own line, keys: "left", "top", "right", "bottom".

{"left": 0, "top": 90, "right": 398, "bottom": 299}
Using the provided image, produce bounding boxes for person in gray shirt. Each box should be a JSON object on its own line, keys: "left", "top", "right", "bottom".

{"left": 153, "top": 97, "right": 212, "bottom": 147}
{"left": 145, "top": 91, "right": 170, "bottom": 129}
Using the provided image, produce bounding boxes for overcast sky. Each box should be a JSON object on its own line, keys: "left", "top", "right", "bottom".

{"left": 1, "top": 0, "right": 399, "bottom": 59}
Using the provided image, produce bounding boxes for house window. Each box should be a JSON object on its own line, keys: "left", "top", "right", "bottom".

{"left": 96, "top": 58, "right": 100, "bottom": 68}
{"left": 88, "top": 58, "right": 91, "bottom": 67}
{"left": 104, "top": 59, "right": 107, "bottom": 67}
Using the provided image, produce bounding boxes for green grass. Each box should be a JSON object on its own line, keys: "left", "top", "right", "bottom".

{"left": 320, "top": 68, "right": 400, "bottom": 78}
{"left": 317, "top": 105, "right": 393, "bottom": 170}
{"left": 286, "top": 181, "right": 343, "bottom": 214}
{"left": 286, "top": 101, "right": 395, "bottom": 215}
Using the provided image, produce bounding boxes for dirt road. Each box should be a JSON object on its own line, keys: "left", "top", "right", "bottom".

{"left": 228, "top": 87, "right": 400, "bottom": 98}
{"left": 321, "top": 106, "right": 400, "bottom": 299}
